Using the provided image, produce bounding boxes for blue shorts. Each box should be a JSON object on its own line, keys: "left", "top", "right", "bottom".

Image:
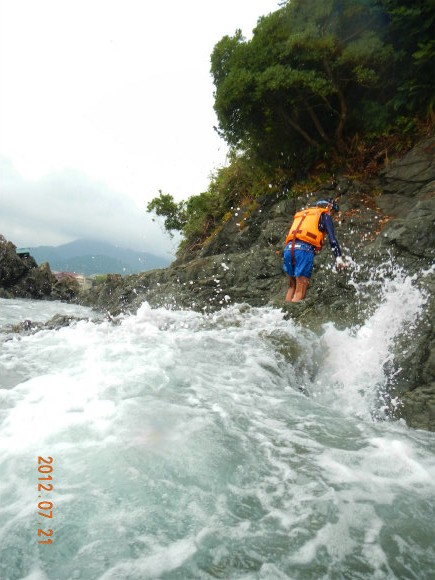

{"left": 283, "top": 242, "right": 315, "bottom": 278}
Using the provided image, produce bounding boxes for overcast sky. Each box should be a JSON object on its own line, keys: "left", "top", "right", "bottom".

{"left": 0, "top": 0, "right": 280, "bottom": 257}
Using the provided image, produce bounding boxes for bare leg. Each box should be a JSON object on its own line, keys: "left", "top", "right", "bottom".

{"left": 285, "top": 276, "right": 296, "bottom": 302}
{"left": 291, "top": 276, "right": 310, "bottom": 302}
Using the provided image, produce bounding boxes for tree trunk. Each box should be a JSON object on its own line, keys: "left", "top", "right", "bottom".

{"left": 306, "top": 103, "right": 330, "bottom": 143}
{"left": 280, "top": 109, "right": 320, "bottom": 148}
{"left": 322, "top": 60, "right": 348, "bottom": 153}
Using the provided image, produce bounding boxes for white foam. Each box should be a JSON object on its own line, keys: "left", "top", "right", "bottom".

{"left": 0, "top": 280, "right": 434, "bottom": 578}
{"left": 313, "top": 266, "right": 426, "bottom": 420}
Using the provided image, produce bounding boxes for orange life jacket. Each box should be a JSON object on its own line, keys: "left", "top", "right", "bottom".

{"left": 285, "top": 207, "right": 328, "bottom": 250}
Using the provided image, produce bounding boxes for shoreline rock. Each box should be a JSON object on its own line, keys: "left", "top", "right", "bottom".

{"left": 0, "top": 236, "right": 77, "bottom": 301}
{"left": 1, "top": 135, "right": 433, "bottom": 431}
{"left": 78, "top": 134, "right": 435, "bottom": 431}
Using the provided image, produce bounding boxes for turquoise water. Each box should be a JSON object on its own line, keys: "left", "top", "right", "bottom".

{"left": 0, "top": 274, "right": 434, "bottom": 579}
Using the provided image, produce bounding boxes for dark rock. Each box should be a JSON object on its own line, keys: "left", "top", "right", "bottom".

{"left": 1, "top": 313, "right": 94, "bottom": 337}
{"left": 2, "top": 133, "right": 432, "bottom": 432}
{"left": 33, "top": 135, "right": 435, "bottom": 430}
{"left": 0, "top": 235, "right": 30, "bottom": 287}
{"left": 0, "top": 236, "right": 78, "bottom": 301}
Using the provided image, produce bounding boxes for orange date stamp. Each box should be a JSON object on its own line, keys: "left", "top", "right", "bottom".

{"left": 37, "top": 456, "right": 54, "bottom": 544}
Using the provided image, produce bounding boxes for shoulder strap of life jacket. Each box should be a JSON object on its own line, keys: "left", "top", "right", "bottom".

{"left": 290, "top": 213, "right": 309, "bottom": 266}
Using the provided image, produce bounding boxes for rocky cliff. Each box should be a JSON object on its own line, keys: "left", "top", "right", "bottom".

{"left": 79, "top": 134, "right": 435, "bottom": 431}
{"left": 0, "top": 237, "right": 76, "bottom": 301}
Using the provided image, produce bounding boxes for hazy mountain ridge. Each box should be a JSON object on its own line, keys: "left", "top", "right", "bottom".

{"left": 30, "top": 239, "right": 171, "bottom": 275}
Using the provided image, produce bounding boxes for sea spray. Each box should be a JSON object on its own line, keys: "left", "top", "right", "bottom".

{"left": 312, "top": 263, "right": 427, "bottom": 423}
{"left": 0, "top": 281, "right": 434, "bottom": 579}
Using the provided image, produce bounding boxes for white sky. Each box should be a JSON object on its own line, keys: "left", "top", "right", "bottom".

{"left": 0, "top": 0, "right": 280, "bottom": 256}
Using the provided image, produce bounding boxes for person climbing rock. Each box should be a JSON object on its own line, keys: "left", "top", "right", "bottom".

{"left": 283, "top": 199, "right": 347, "bottom": 303}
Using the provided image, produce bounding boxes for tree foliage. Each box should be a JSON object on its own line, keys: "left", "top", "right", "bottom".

{"left": 146, "top": 155, "right": 273, "bottom": 250}
{"left": 147, "top": 0, "right": 434, "bottom": 254}
{"left": 146, "top": 191, "right": 187, "bottom": 237}
{"left": 211, "top": 0, "right": 396, "bottom": 167}
{"left": 380, "top": 0, "right": 435, "bottom": 114}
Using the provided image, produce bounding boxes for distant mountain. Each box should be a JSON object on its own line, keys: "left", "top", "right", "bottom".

{"left": 30, "top": 239, "right": 171, "bottom": 275}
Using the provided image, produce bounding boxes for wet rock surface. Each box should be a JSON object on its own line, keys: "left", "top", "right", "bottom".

{"left": 2, "top": 135, "right": 433, "bottom": 431}
{"left": 0, "top": 236, "right": 76, "bottom": 301}
{"left": 79, "top": 134, "right": 435, "bottom": 430}
{"left": 1, "top": 314, "right": 91, "bottom": 338}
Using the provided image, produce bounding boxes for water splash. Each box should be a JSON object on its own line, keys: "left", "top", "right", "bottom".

{"left": 311, "top": 262, "right": 427, "bottom": 422}
{"left": 0, "top": 269, "right": 434, "bottom": 580}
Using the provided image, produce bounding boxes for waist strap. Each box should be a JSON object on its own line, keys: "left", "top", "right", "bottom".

{"left": 285, "top": 240, "right": 316, "bottom": 254}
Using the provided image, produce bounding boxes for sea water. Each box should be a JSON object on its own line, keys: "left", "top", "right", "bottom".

{"left": 0, "top": 270, "right": 434, "bottom": 579}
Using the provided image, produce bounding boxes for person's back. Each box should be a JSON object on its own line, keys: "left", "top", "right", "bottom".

{"left": 283, "top": 199, "right": 346, "bottom": 302}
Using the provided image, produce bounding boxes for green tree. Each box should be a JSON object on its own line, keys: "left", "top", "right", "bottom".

{"left": 381, "top": 0, "right": 435, "bottom": 115}
{"left": 148, "top": 0, "right": 433, "bottom": 257}
{"left": 146, "top": 155, "right": 273, "bottom": 249}
{"left": 146, "top": 191, "right": 187, "bottom": 237}
{"left": 211, "top": 0, "right": 396, "bottom": 167}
